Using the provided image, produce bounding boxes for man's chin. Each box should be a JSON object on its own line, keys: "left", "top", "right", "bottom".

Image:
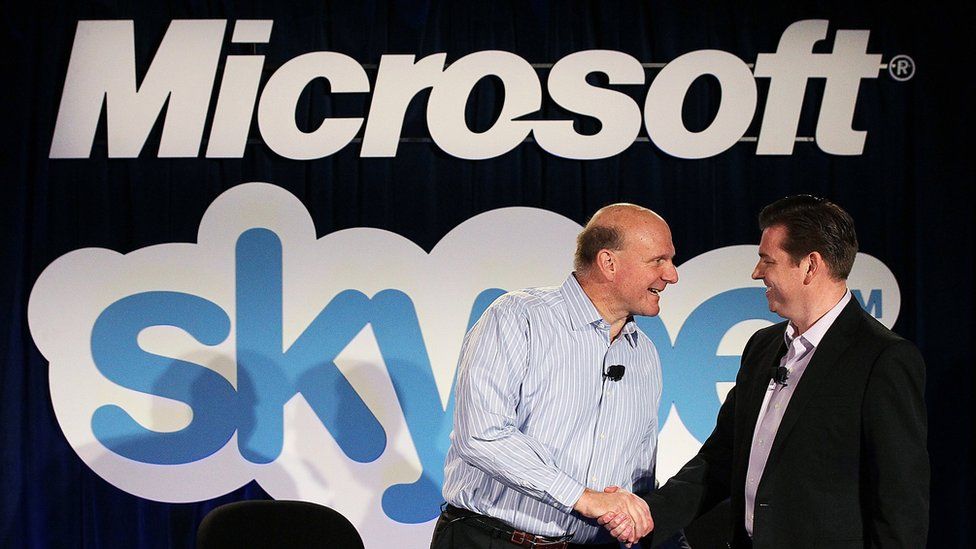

{"left": 766, "top": 302, "right": 788, "bottom": 319}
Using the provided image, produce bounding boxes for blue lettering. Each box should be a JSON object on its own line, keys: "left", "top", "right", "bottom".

{"left": 852, "top": 289, "right": 882, "bottom": 318}
{"left": 90, "top": 292, "right": 236, "bottom": 464}
{"left": 380, "top": 287, "right": 504, "bottom": 523}
{"left": 638, "top": 288, "right": 780, "bottom": 442}
{"left": 89, "top": 228, "right": 812, "bottom": 523}
{"left": 88, "top": 226, "right": 503, "bottom": 523}
{"left": 235, "top": 228, "right": 386, "bottom": 464}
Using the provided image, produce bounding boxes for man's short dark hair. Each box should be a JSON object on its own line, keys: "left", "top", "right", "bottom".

{"left": 758, "top": 195, "right": 858, "bottom": 280}
{"left": 574, "top": 225, "right": 624, "bottom": 273}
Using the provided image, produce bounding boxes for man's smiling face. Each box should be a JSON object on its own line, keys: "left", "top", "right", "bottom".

{"left": 752, "top": 224, "right": 808, "bottom": 321}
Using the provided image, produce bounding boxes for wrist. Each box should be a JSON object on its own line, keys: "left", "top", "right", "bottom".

{"left": 573, "top": 488, "right": 595, "bottom": 515}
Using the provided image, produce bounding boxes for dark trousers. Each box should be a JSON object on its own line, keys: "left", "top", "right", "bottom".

{"left": 429, "top": 506, "right": 620, "bottom": 549}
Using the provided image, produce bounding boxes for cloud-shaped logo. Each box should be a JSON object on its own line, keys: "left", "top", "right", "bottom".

{"left": 28, "top": 182, "right": 900, "bottom": 547}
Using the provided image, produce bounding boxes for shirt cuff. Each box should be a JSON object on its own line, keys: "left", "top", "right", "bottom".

{"left": 547, "top": 470, "right": 586, "bottom": 513}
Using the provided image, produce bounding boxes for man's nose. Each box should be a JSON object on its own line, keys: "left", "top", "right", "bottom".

{"left": 666, "top": 264, "right": 678, "bottom": 283}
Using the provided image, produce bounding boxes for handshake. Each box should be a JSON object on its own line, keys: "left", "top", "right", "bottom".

{"left": 573, "top": 486, "right": 654, "bottom": 546}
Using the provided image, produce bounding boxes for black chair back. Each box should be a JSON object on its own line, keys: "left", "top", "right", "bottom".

{"left": 197, "top": 500, "right": 365, "bottom": 549}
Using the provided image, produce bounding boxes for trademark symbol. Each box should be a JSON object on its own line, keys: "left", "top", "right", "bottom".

{"left": 888, "top": 55, "right": 915, "bottom": 81}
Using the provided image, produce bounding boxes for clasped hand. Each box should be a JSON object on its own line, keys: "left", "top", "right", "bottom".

{"left": 573, "top": 486, "right": 653, "bottom": 546}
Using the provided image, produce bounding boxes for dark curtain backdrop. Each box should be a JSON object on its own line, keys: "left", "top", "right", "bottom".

{"left": 2, "top": 1, "right": 972, "bottom": 547}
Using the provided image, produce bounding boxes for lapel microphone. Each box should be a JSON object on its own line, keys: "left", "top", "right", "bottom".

{"left": 773, "top": 365, "right": 789, "bottom": 386}
{"left": 604, "top": 364, "right": 626, "bottom": 382}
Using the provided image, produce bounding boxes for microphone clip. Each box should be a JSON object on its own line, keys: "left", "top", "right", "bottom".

{"left": 773, "top": 365, "right": 789, "bottom": 387}
{"left": 604, "top": 364, "right": 625, "bottom": 382}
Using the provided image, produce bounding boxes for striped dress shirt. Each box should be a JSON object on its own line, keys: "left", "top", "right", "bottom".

{"left": 443, "top": 274, "right": 663, "bottom": 543}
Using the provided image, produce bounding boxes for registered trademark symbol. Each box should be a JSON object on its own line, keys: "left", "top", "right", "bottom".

{"left": 888, "top": 55, "right": 915, "bottom": 81}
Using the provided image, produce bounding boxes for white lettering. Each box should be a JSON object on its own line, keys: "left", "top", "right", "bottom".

{"left": 427, "top": 51, "right": 540, "bottom": 160}
{"left": 49, "top": 19, "right": 885, "bottom": 161}
{"left": 533, "top": 50, "right": 644, "bottom": 160}
{"left": 815, "top": 30, "right": 881, "bottom": 155}
{"left": 360, "top": 54, "right": 446, "bottom": 157}
{"left": 206, "top": 21, "right": 274, "bottom": 158}
{"left": 257, "top": 52, "right": 369, "bottom": 160}
{"left": 754, "top": 20, "right": 881, "bottom": 155}
{"left": 50, "top": 20, "right": 225, "bottom": 158}
{"left": 644, "top": 50, "right": 757, "bottom": 159}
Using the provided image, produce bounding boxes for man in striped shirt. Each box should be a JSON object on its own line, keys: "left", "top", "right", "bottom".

{"left": 431, "top": 204, "right": 679, "bottom": 549}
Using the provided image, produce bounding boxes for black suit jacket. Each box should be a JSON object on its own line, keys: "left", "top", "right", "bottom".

{"left": 645, "top": 299, "right": 929, "bottom": 548}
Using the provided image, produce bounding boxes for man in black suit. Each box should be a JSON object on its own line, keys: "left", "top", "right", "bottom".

{"left": 599, "top": 195, "right": 929, "bottom": 548}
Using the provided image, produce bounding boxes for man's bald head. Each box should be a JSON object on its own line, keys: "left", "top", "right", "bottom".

{"left": 574, "top": 203, "right": 667, "bottom": 273}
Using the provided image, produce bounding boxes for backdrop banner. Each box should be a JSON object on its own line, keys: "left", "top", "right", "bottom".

{"left": 2, "top": 2, "right": 971, "bottom": 548}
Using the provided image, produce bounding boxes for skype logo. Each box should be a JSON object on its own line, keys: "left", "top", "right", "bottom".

{"left": 28, "top": 183, "right": 899, "bottom": 547}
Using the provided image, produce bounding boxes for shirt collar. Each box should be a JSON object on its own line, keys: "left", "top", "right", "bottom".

{"left": 562, "top": 274, "right": 640, "bottom": 346}
{"left": 619, "top": 320, "right": 640, "bottom": 347}
{"left": 563, "top": 274, "right": 603, "bottom": 329}
{"left": 785, "top": 290, "right": 852, "bottom": 348}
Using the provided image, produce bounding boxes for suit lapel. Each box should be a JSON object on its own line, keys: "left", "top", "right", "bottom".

{"left": 764, "top": 300, "right": 864, "bottom": 465}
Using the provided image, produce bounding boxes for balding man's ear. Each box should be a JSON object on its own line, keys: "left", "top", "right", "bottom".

{"left": 597, "top": 249, "right": 616, "bottom": 279}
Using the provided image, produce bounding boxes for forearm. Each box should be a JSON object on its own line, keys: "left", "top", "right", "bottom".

{"left": 452, "top": 418, "right": 586, "bottom": 510}
{"left": 642, "top": 382, "right": 737, "bottom": 547}
{"left": 644, "top": 451, "right": 730, "bottom": 546}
